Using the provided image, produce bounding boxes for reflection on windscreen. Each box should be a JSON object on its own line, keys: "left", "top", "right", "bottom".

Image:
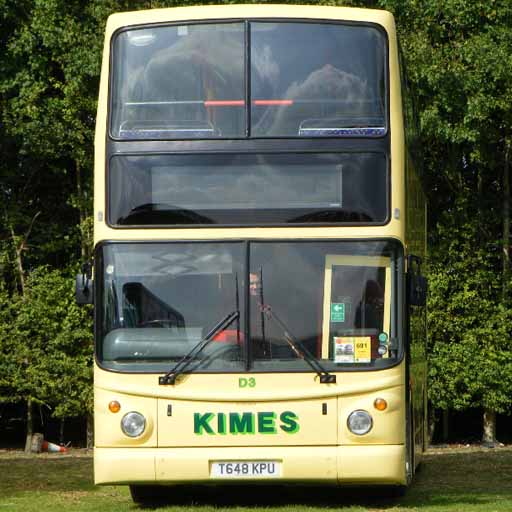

{"left": 110, "top": 21, "right": 386, "bottom": 139}
{"left": 111, "top": 23, "right": 245, "bottom": 139}
{"left": 249, "top": 244, "right": 393, "bottom": 370}
{"left": 99, "top": 241, "right": 400, "bottom": 373}
{"left": 101, "top": 243, "right": 245, "bottom": 370}
{"left": 251, "top": 22, "right": 386, "bottom": 137}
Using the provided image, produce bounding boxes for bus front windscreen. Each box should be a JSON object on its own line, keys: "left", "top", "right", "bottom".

{"left": 110, "top": 21, "right": 386, "bottom": 139}
{"left": 98, "top": 240, "right": 402, "bottom": 373}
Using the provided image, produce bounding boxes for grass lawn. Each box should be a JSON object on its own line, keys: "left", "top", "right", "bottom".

{"left": 0, "top": 446, "right": 511, "bottom": 511}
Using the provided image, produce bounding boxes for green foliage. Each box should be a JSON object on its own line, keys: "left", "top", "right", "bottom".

{"left": 0, "top": 268, "right": 93, "bottom": 417}
{"left": 1, "top": 0, "right": 512, "bottom": 441}
{"left": 427, "top": 205, "right": 512, "bottom": 414}
{"left": 376, "top": 0, "right": 512, "bottom": 425}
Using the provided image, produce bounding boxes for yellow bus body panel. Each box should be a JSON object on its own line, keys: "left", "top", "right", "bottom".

{"left": 95, "top": 445, "right": 405, "bottom": 485}
{"left": 94, "top": 5, "right": 404, "bottom": 247}
{"left": 94, "top": 363, "right": 406, "bottom": 485}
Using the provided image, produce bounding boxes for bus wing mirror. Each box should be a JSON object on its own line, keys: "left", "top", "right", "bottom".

{"left": 407, "top": 255, "right": 427, "bottom": 307}
{"left": 76, "top": 262, "right": 94, "bottom": 305}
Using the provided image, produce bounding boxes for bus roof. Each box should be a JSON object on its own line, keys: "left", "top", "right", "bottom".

{"left": 105, "top": 4, "right": 396, "bottom": 36}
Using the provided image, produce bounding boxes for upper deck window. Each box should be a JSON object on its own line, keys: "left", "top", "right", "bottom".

{"left": 250, "top": 23, "right": 386, "bottom": 137}
{"left": 111, "top": 23, "right": 245, "bottom": 139}
{"left": 110, "top": 21, "right": 387, "bottom": 139}
{"left": 108, "top": 152, "right": 387, "bottom": 226}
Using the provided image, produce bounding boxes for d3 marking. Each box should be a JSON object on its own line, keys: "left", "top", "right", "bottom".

{"left": 239, "top": 377, "right": 256, "bottom": 388}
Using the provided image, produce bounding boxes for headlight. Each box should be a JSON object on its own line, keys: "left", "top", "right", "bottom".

{"left": 121, "top": 411, "right": 146, "bottom": 437}
{"left": 347, "top": 410, "right": 373, "bottom": 435}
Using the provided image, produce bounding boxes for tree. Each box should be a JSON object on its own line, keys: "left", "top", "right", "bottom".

{"left": 0, "top": 0, "right": 103, "bottom": 447}
{"left": 1, "top": 0, "right": 511, "bottom": 449}
{"left": 381, "top": 0, "right": 512, "bottom": 444}
{"left": 428, "top": 196, "right": 512, "bottom": 439}
{"left": 0, "top": 268, "right": 93, "bottom": 451}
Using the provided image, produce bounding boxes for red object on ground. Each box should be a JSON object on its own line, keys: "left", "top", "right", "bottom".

{"left": 41, "top": 440, "right": 68, "bottom": 453}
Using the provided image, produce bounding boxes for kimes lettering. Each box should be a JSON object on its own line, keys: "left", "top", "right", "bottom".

{"left": 194, "top": 411, "right": 300, "bottom": 435}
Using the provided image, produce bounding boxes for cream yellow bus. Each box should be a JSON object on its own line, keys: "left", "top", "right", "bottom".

{"left": 77, "top": 3, "right": 427, "bottom": 504}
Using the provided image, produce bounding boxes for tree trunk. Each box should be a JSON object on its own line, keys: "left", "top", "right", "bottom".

{"left": 86, "top": 413, "right": 94, "bottom": 449}
{"left": 9, "top": 212, "right": 41, "bottom": 296}
{"left": 487, "top": 141, "right": 511, "bottom": 448}
{"left": 11, "top": 226, "right": 26, "bottom": 296}
{"left": 503, "top": 141, "right": 510, "bottom": 298}
{"left": 428, "top": 408, "right": 437, "bottom": 445}
{"left": 59, "top": 418, "right": 65, "bottom": 446}
{"left": 10, "top": 214, "right": 41, "bottom": 453}
{"left": 484, "top": 142, "right": 512, "bottom": 449}
{"left": 24, "top": 399, "right": 33, "bottom": 453}
{"left": 75, "top": 159, "right": 87, "bottom": 261}
{"left": 441, "top": 408, "right": 449, "bottom": 443}
{"left": 482, "top": 408, "right": 497, "bottom": 447}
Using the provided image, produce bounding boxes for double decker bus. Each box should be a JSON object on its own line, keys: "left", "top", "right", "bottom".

{"left": 77, "top": 4, "right": 427, "bottom": 503}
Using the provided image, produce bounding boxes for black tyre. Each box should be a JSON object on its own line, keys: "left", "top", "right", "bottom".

{"left": 129, "top": 485, "right": 168, "bottom": 506}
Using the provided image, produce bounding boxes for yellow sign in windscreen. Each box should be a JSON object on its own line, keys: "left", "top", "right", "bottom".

{"left": 334, "top": 336, "right": 371, "bottom": 363}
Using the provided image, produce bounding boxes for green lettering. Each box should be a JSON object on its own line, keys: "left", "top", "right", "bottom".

{"left": 239, "top": 378, "right": 256, "bottom": 388}
{"left": 280, "top": 411, "right": 300, "bottom": 434}
{"left": 258, "top": 412, "right": 277, "bottom": 434}
{"left": 217, "top": 412, "right": 227, "bottom": 435}
{"left": 194, "top": 411, "right": 298, "bottom": 435}
{"left": 229, "top": 413, "right": 254, "bottom": 434}
{"left": 194, "top": 412, "right": 215, "bottom": 435}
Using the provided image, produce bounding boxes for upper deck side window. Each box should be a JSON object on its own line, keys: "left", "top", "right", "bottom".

{"left": 110, "top": 21, "right": 387, "bottom": 140}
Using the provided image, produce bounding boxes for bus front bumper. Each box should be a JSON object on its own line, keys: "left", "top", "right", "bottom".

{"left": 94, "top": 445, "right": 405, "bottom": 485}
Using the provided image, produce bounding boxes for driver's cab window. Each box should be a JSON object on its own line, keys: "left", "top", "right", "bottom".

{"left": 322, "top": 255, "right": 391, "bottom": 363}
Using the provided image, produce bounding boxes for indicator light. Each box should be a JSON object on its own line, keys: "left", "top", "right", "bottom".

{"left": 374, "top": 398, "right": 388, "bottom": 411}
{"left": 109, "top": 401, "right": 121, "bottom": 413}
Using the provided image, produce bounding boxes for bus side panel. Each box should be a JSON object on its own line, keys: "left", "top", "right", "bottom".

{"left": 338, "top": 445, "right": 405, "bottom": 484}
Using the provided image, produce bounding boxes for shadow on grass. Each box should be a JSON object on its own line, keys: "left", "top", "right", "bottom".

{"left": 132, "top": 484, "right": 405, "bottom": 509}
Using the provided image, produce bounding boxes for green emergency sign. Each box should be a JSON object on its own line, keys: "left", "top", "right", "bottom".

{"left": 330, "top": 303, "right": 345, "bottom": 322}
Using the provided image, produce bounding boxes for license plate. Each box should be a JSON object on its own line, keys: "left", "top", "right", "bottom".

{"left": 210, "top": 461, "right": 281, "bottom": 479}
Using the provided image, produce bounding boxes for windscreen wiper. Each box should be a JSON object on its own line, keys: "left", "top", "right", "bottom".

{"left": 261, "top": 304, "right": 336, "bottom": 384}
{"left": 159, "top": 310, "right": 239, "bottom": 385}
